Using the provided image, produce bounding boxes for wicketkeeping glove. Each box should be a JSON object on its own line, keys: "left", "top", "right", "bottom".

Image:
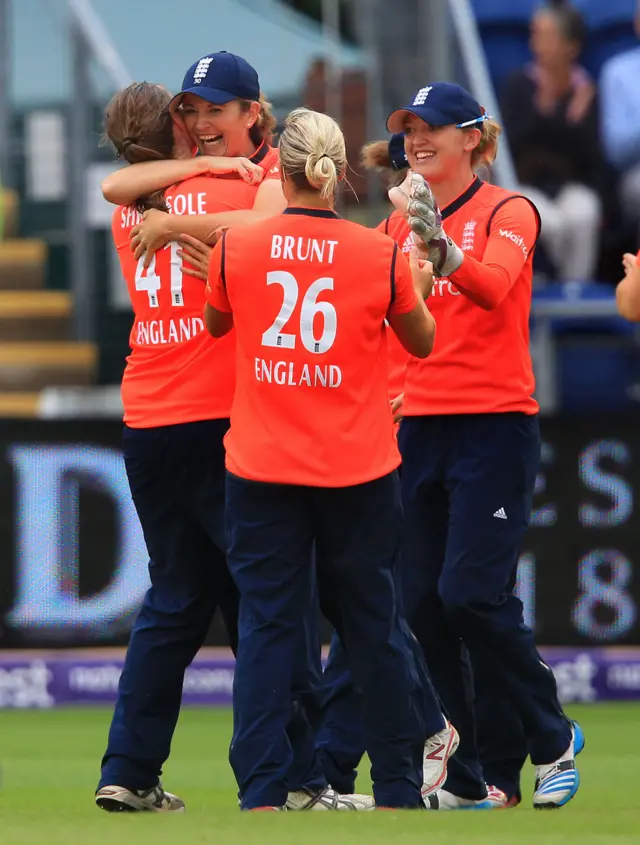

{"left": 389, "top": 172, "right": 464, "bottom": 277}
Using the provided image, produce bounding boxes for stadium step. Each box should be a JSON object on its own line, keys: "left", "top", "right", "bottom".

{"left": 0, "top": 342, "right": 98, "bottom": 391}
{"left": 0, "top": 238, "right": 47, "bottom": 289}
{"left": 0, "top": 391, "right": 40, "bottom": 417}
{"left": 2, "top": 188, "right": 19, "bottom": 239}
{"left": 0, "top": 290, "right": 73, "bottom": 341}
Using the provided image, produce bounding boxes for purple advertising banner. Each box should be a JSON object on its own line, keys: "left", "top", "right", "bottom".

{"left": 2, "top": 647, "right": 640, "bottom": 709}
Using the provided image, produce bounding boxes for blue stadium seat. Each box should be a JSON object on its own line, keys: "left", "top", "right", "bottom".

{"left": 531, "top": 280, "right": 635, "bottom": 336}
{"left": 471, "top": 0, "right": 537, "bottom": 23}
{"left": 572, "top": 0, "right": 635, "bottom": 31}
{"left": 558, "top": 340, "right": 639, "bottom": 411}
{"left": 472, "top": 0, "right": 637, "bottom": 88}
{"left": 471, "top": 0, "right": 534, "bottom": 91}
{"left": 583, "top": 26, "right": 638, "bottom": 78}
{"left": 481, "top": 29, "right": 531, "bottom": 93}
{"left": 532, "top": 281, "right": 640, "bottom": 412}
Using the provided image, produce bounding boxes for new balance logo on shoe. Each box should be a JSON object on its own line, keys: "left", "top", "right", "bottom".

{"left": 493, "top": 507, "right": 507, "bottom": 519}
{"left": 425, "top": 744, "right": 445, "bottom": 762}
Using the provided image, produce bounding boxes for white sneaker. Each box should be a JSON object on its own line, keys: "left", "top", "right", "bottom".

{"left": 423, "top": 788, "right": 493, "bottom": 810}
{"left": 485, "top": 784, "right": 516, "bottom": 808}
{"left": 533, "top": 722, "right": 583, "bottom": 809}
{"left": 422, "top": 719, "right": 460, "bottom": 799}
{"left": 96, "top": 783, "right": 185, "bottom": 813}
{"left": 286, "top": 786, "right": 374, "bottom": 811}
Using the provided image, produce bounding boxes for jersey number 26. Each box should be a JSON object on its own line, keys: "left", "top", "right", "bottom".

{"left": 262, "top": 271, "right": 337, "bottom": 354}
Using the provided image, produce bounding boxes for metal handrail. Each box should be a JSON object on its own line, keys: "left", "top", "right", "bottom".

{"left": 67, "top": 0, "right": 132, "bottom": 89}
{"left": 530, "top": 297, "right": 625, "bottom": 414}
{"left": 446, "top": 0, "right": 518, "bottom": 190}
{"left": 67, "top": 0, "right": 132, "bottom": 342}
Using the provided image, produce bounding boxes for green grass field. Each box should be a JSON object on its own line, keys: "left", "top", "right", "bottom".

{"left": 1, "top": 703, "right": 638, "bottom": 844}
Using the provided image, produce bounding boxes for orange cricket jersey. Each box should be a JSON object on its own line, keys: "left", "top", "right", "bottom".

{"left": 116, "top": 146, "right": 280, "bottom": 428}
{"left": 376, "top": 217, "right": 409, "bottom": 401}
{"left": 206, "top": 207, "right": 418, "bottom": 487}
{"left": 383, "top": 178, "right": 540, "bottom": 416}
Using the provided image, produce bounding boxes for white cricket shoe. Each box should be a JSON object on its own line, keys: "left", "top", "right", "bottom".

{"left": 533, "top": 721, "right": 584, "bottom": 809}
{"left": 423, "top": 788, "right": 493, "bottom": 810}
{"left": 422, "top": 719, "right": 460, "bottom": 800}
{"left": 96, "top": 783, "right": 185, "bottom": 813}
{"left": 485, "top": 784, "right": 515, "bottom": 808}
{"left": 286, "top": 786, "right": 375, "bottom": 811}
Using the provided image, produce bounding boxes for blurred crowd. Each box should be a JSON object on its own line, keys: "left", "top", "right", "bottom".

{"left": 499, "top": 0, "right": 640, "bottom": 284}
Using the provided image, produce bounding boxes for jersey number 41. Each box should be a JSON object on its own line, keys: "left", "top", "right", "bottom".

{"left": 134, "top": 244, "right": 184, "bottom": 308}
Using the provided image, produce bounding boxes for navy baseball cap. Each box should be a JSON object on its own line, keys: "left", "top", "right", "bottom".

{"left": 173, "top": 51, "right": 260, "bottom": 106}
{"left": 387, "top": 82, "right": 488, "bottom": 133}
{"left": 388, "top": 133, "right": 408, "bottom": 170}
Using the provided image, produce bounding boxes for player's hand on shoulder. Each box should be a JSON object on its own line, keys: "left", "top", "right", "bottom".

{"left": 204, "top": 156, "right": 264, "bottom": 185}
{"left": 177, "top": 234, "right": 212, "bottom": 281}
{"left": 130, "top": 208, "right": 172, "bottom": 265}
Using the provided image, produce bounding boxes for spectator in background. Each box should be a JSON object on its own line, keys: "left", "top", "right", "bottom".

{"left": 600, "top": 0, "right": 640, "bottom": 244}
{"left": 500, "top": 0, "right": 604, "bottom": 281}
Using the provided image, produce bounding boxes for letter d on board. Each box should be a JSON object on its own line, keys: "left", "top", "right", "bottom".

{"left": 6, "top": 445, "right": 149, "bottom": 635}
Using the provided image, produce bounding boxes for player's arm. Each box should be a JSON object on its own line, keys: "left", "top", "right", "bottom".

{"left": 616, "top": 253, "right": 640, "bottom": 322}
{"left": 386, "top": 245, "right": 436, "bottom": 358}
{"left": 132, "top": 179, "right": 287, "bottom": 266}
{"left": 204, "top": 236, "right": 234, "bottom": 338}
{"left": 103, "top": 158, "right": 211, "bottom": 206}
{"left": 102, "top": 156, "right": 263, "bottom": 206}
{"left": 448, "top": 198, "right": 539, "bottom": 310}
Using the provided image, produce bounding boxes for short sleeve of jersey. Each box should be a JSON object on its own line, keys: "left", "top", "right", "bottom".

{"left": 263, "top": 161, "right": 281, "bottom": 181}
{"left": 389, "top": 245, "right": 418, "bottom": 316}
{"left": 261, "top": 148, "right": 281, "bottom": 181}
{"left": 205, "top": 237, "right": 232, "bottom": 313}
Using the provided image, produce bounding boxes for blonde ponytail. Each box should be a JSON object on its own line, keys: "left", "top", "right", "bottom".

{"left": 305, "top": 153, "right": 339, "bottom": 201}
{"left": 279, "top": 108, "right": 346, "bottom": 201}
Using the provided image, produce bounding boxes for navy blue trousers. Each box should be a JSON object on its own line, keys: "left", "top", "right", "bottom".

{"left": 473, "top": 656, "right": 528, "bottom": 801}
{"left": 99, "top": 419, "right": 238, "bottom": 790}
{"left": 99, "top": 420, "right": 325, "bottom": 794}
{"left": 399, "top": 413, "right": 570, "bottom": 799}
{"left": 316, "top": 636, "right": 528, "bottom": 800}
{"left": 226, "top": 470, "right": 442, "bottom": 810}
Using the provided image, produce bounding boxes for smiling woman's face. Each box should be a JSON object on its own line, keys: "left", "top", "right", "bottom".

{"left": 177, "top": 94, "right": 258, "bottom": 157}
{"left": 403, "top": 113, "right": 471, "bottom": 184}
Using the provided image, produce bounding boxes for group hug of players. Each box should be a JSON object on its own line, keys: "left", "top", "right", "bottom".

{"left": 93, "top": 49, "right": 586, "bottom": 813}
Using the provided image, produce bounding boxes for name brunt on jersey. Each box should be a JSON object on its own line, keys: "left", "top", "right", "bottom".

{"left": 255, "top": 233, "right": 342, "bottom": 389}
